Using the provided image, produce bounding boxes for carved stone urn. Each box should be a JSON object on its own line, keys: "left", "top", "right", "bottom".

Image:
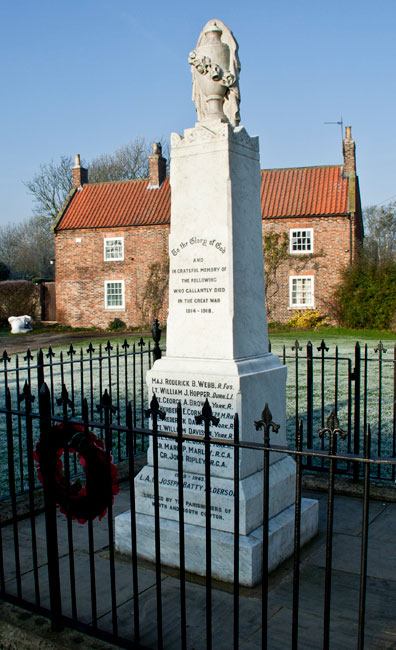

{"left": 189, "top": 24, "right": 235, "bottom": 122}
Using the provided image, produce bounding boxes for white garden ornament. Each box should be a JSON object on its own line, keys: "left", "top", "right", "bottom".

{"left": 8, "top": 315, "right": 33, "bottom": 334}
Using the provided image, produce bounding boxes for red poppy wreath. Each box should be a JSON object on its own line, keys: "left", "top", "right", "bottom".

{"left": 34, "top": 423, "right": 119, "bottom": 524}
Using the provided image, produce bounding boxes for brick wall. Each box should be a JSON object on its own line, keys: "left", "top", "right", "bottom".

{"left": 55, "top": 214, "right": 358, "bottom": 328}
{"left": 55, "top": 225, "right": 169, "bottom": 329}
{"left": 262, "top": 216, "right": 352, "bottom": 323}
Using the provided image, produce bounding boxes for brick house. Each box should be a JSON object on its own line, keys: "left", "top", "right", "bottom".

{"left": 54, "top": 129, "right": 363, "bottom": 327}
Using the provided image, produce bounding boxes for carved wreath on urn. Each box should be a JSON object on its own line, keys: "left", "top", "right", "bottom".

{"left": 188, "top": 51, "right": 236, "bottom": 87}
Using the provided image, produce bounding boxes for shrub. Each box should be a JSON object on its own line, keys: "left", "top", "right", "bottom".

{"left": 0, "top": 280, "right": 41, "bottom": 326}
{"left": 331, "top": 260, "right": 396, "bottom": 329}
{"left": 138, "top": 256, "right": 169, "bottom": 327}
{"left": 287, "top": 309, "right": 328, "bottom": 330}
{"left": 108, "top": 318, "right": 126, "bottom": 331}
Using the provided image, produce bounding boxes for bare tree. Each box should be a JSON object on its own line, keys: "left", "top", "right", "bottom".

{"left": 89, "top": 136, "right": 151, "bottom": 183}
{"left": 25, "top": 155, "right": 74, "bottom": 223}
{"left": 24, "top": 137, "right": 169, "bottom": 223}
{"left": 363, "top": 201, "right": 396, "bottom": 262}
{"left": 0, "top": 215, "right": 54, "bottom": 279}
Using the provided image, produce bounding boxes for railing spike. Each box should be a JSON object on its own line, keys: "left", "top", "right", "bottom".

{"left": 24, "top": 348, "right": 34, "bottom": 362}
{"left": 195, "top": 398, "right": 220, "bottom": 428}
{"left": 1, "top": 350, "right": 11, "bottom": 363}
{"left": 145, "top": 392, "right": 166, "bottom": 420}
{"left": 374, "top": 340, "right": 387, "bottom": 354}
{"left": 317, "top": 339, "right": 329, "bottom": 353}
{"left": 318, "top": 409, "right": 347, "bottom": 441}
{"left": 46, "top": 345, "right": 56, "bottom": 359}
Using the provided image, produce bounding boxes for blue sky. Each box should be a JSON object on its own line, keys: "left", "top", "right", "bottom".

{"left": 0, "top": 0, "right": 395, "bottom": 226}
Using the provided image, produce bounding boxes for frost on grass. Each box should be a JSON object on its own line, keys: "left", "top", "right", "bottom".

{"left": 1, "top": 336, "right": 396, "bottom": 496}
{"left": 0, "top": 340, "right": 152, "bottom": 497}
{"left": 270, "top": 337, "right": 396, "bottom": 479}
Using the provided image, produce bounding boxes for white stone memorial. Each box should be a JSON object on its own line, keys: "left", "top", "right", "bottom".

{"left": 115, "top": 19, "right": 318, "bottom": 586}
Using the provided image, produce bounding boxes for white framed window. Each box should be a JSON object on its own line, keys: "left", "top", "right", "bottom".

{"left": 105, "top": 280, "right": 125, "bottom": 310}
{"left": 104, "top": 237, "right": 124, "bottom": 261}
{"left": 290, "top": 228, "right": 313, "bottom": 254}
{"left": 290, "top": 276, "right": 314, "bottom": 308}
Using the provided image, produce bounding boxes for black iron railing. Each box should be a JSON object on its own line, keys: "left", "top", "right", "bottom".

{"left": 0, "top": 327, "right": 163, "bottom": 499}
{"left": 0, "top": 382, "right": 394, "bottom": 649}
{"left": 1, "top": 333, "right": 396, "bottom": 500}
{"left": 269, "top": 338, "right": 396, "bottom": 481}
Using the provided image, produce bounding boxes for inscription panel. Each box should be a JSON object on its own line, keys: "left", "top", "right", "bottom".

{"left": 135, "top": 466, "right": 236, "bottom": 533}
{"left": 147, "top": 372, "right": 239, "bottom": 478}
{"left": 169, "top": 235, "right": 228, "bottom": 317}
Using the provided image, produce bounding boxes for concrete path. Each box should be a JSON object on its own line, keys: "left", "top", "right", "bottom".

{"left": 1, "top": 487, "right": 396, "bottom": 649}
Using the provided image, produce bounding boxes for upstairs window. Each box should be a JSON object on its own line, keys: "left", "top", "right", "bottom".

{"left": 290, "top": 229, "right": 313, "bottom": 254}
{"left": 105, "top": 281, "right": 125, "bottom": 309}
{"left": 290, "top": 276, "right": 314, "bottom": 308}
{"left": 104, "top": 237, "right": 124, "bottom": 261}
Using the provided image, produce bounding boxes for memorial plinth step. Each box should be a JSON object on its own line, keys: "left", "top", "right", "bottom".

{"left": 115, "top": 498, "right": 319, "bottom": 587}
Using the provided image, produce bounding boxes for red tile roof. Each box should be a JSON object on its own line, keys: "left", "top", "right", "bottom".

{"left": 261, "top": 165, "right": 348, "bottom": 218}
{"left": 56, "top": 165, "right": 349, "bottom": 231}
{"left": 56, "top": 178, "right": 171, "bottom": 230}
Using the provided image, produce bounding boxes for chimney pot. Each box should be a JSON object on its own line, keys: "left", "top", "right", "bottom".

{"left": 72, "top": 154, "right": 89, "bottom": 188}
{"left": 343, "top": 126, "right": 356, "bottom": 177}
{"left": 148, "top": 142, "right": 166, "bottom": 189}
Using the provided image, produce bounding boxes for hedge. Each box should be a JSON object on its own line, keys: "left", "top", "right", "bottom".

{"left": 331, "top": 261, "right": 396, "bottom": 330}
{"left": 0, "top": 281, "right": 41, "bottom": 326}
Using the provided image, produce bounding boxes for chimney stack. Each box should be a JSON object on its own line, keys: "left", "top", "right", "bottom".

{"left": 342, "top": 126, "right": 356, "bottom": 177}
{"left": 148, "top": 142, "right": 166, "bottom": 189}
{"left": 72, "top": 154, "right": 89, "bottom": 188}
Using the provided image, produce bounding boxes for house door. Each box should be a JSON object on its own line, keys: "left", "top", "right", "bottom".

{"left": 41, "top": 282, "right": 56, "bottom": 320}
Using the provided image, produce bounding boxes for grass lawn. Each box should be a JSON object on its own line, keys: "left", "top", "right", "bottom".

{"left": 267, "top": 327, "right": 396, "bottom": 472}
{"left": 268, "top": 324, "right": 396, "bottom": 346}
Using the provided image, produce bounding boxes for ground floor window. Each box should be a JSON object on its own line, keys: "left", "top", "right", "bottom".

{"left": 105, "top": 280, "right": 125, "bottom": 309}
{"left": 290, "top": 276, "right": 314, "bottom": 308}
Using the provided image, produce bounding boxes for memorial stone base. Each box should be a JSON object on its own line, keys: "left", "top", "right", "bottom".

{"left": 116, "top": 499, "right": 318, "bottom": 587}
{"left": 115, "top": 356, "right": 319, "bottom": 586}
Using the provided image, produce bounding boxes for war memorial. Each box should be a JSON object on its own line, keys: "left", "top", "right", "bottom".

{"left": 115, "top": 19, "right": 318, "bottom": 586}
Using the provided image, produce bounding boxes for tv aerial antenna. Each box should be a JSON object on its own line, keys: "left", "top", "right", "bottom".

{"left": 324, "top": 116, "right": 344, "bottom": 141}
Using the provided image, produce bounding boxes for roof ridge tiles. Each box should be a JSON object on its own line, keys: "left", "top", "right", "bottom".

{"left": 85, "top": 177, "right": 150, "bottom": 188}
{"left": 261, "top": 164, "right": 342, "bottom": 172}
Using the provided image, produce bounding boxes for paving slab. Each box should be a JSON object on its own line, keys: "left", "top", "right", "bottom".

{"left": 2, "top": 488, "right": 396, "bottom": 649}
{"left": 247, "top": 605, "right": 396, "bottom": 650}
{"left": 97, "top": 574, "right": 269, "bottom": 650}
{"left": 272, "top": 563, "right": 396, "bottom": 634}
{"left": 308, "top": 531, "right": 396, "bottom": 580}
{"left": 366, "top": 501, "right": 396, "bottom": 542}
